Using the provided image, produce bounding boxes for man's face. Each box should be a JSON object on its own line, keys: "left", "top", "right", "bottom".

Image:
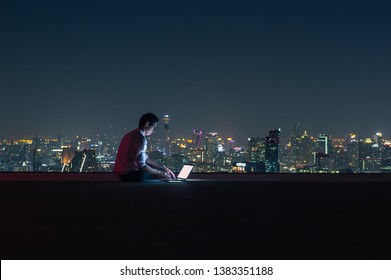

{"left": 145, "top": 122, "right": 157, "bottom": 136}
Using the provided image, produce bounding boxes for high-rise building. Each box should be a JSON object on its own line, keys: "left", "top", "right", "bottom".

{"left": 190, "top": 147, "right": 206, "bottom": 163}
{"left": 166, "top": 154, "right": 186, "bottom": 173}
{"left": 247, "top": 137, "right": 265, "bottom": 162}
{"left": 57, "top": 133, "right": 64, "bottom": 149}
{"left": 317, "top": 134, "right": 332, "bottom": 155}
{"left": 375, "top": 132, "right": 383, "bottom": 146}
{"left": 380, "top": 139, "right": 391, "bottom": 173}
{"left": 360, "top": 137, "right": 382, "bottom": 172}
{"left": 192, "top": 129, "right": 202, "bottom": 149}
{"left": 345, "top": 134, "right": 360, "bottom": 172}
{"left": 315, "top": 133, "right": 333, "bottom": 171}
{"left": 69, "top": 149, "right": 98, "bottom": 172}
{"left": 298, "top": 131, "right": 316, "bottom": 165}
{"left": 283, "top": 123, "right": 316, "bottom": 171}
{"left": 333, "top": 147, "right": 350, "bottom": 171}
{"left": 32, "top": 136, "right": 44, "bottom": 172}
{"left": 162, "top": 113, "right": 171, "bottom": 157}
{"left": 381, "top": 140, "right": 391, "bottom": 163}
{"left": 205, "top": 132, "right": 219, "bottom": 164}
{"left": 287, "top": 122, "right": 303, "bottom": 166}
{"left": 265, "top": 128, "right": 281, "bottom": 173}
{"left": 225, "top": 138, "right": 235, "bottom": 155}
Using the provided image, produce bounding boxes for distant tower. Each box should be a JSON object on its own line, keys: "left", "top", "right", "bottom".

{"left": 57, "top": 133, "right": 64, "bottom": 149}
{"left": 32, "top": 135, "right": 42, "bottom": 172}
{"left": 205, "top": 132, "right": 219, "bottom": 163}
{"left": 375, "top": 132, "right": 383, "bottom": 146}
{"left": 265, "top": 128, "right": 281, "bottom": 173}
{"left": 290, "top": 121, "right": 303, "bottom": 162}
{"left": 247, "top": 137, "right": 265, "bottom": 162}
{"left": 346, "top": 133, "right": 360, "bottom": 172}
{"left": 69, "top": 149, "right": 98, "bottom": 172}
{"left": 317, "top": 134, "right": 330, "bottom": 155}
{"left": 226, "top": 137, "right": 235, "bottom": 155}
{"left": 163, "top": 113, "right": 171, "bottom": 157}
{"left": 316, "top": 134, "right": 332, "bottom": 171}
{"left": 192, "top": 129, "right": 203, "bottom": 148}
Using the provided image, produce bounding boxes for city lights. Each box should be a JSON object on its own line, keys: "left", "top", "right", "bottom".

{"left": 0, "top": 125, "right": 390, "bottom": 173}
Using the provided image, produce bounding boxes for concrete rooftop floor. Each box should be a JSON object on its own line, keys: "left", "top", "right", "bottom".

{"left": 1, "top": 173, "right": 391, "bottom": 260}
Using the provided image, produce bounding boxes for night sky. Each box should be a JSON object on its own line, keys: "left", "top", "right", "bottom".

{"left": 1, "top": 0, "right": 390, "bottom": 145}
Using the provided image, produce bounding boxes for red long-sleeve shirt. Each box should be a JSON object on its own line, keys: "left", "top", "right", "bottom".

{"left": 113, "top": 128, "right": 148, "bottom": 174}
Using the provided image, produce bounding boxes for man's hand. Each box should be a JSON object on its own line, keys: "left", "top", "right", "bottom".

{"left": 162, "top": 166, "right": 176, "bottom": 180}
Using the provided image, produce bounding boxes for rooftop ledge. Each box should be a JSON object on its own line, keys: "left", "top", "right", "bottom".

{"left": 1, "top": 172, "right": 391, "bottom": 182}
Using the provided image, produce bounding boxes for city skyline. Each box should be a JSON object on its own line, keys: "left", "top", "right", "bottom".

{"left": 2, "top": 121, "right": 390, "bottom": 174}
{"left": 1, "top": 1, "right": 390, "bottom": 141}
{"left": 1, "top": 119, "right": 389, "bottom": 148}
{"left": 1, "top": 122, "right": 389, "bottom": 147}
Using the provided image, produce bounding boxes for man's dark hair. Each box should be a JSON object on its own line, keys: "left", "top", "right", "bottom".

{"left": 139, "top": 113, "right": 159, "bottom": 129}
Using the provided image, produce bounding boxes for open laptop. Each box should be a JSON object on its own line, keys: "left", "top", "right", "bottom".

{"left": 165, "top": 164, "right": 194, "bottom": 182}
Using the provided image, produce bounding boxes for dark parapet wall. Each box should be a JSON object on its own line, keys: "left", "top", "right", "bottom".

{"left": 1, "top": 174, "right": 391, "bottom": 260}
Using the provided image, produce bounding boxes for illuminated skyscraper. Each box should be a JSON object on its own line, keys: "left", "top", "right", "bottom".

{"left": 32, "top": 136, "right": 44, "bottom": 171}
{"left": 290, "top": 122, "right": 303, "bottom": 162}
{"left": 265, "top": 128, "right": 281, "bottom": 173}
{"left": 69, "top": 149, "right": 98, "bottom": 172}
{"left": 225, "top": 138, "right": 235, "bottom": 156}
{"left": 315, "top": 134, "right": 332, "bottom": 171}
{"left": 247, "top": 137, "right": 265, "bottom": 162}
{"left": 57, "top": 133, "right": 63, "bottom": 149}
{"left": 345, "top": 134, "right": 360, "bottom": 172}
{"left": 381, "top": 139, "right": 391, "bottom": 173}
{"left": 163, "top": 113, "right": 171, "bottom": 157}
{"left": 360, "top": 137, "right": 382, "bottom": 172}
{"left": 375, "top": 132, "right": 383, "bottom": 147}
{"left": 289, "top": 122, "right": 314, "bottom": 165}
{"left": 317, "top": 134, "right": 331, "bottom": 155}
{"left": 205, "top": 132, "right": 219, "bottom": 163}
{"left": 192, "top": 129, "right": 203, "bottom": 148}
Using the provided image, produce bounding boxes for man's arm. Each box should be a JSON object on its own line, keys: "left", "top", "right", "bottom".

{"left": 145, "top": 158, "right": 164, "bottom": 170}
{"left": 140, "top": 162, "right": 165, "bottom": 177}
{"left": 145, "top": 158, "right": 176, "bottom": 179}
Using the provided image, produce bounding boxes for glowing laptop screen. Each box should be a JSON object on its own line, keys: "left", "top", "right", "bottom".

{"left": 177, "top": 165, "right": 194, "bottom": 180}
